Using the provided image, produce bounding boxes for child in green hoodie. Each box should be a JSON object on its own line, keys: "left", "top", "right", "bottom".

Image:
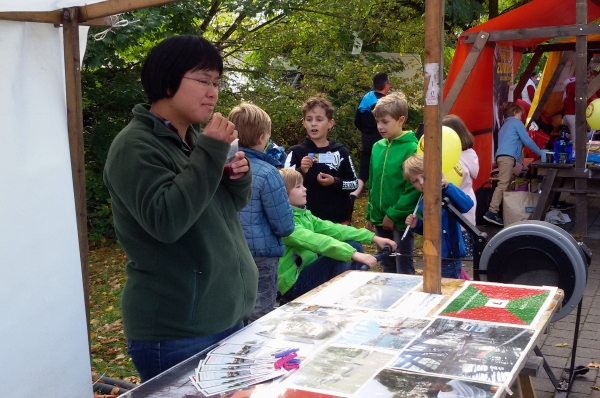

{"left": 278, "top": 169, "right": 396, "bottom": 301}
{"left": 365, "top": 92, "right": 421, "bottom": 275}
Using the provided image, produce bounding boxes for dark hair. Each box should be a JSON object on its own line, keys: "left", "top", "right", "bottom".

{"left": 502, "top": 102, "right": 524, "bottom": 118}
{"left": 141, "top": 35, "right": 223, "bottom": 103}
{"left": 302, "top": 94, "right": 334, "bottom": 120}
{"left": 373, "top": 73, "right": 390, "bottom": 91}
{"left": 442, "top": 114, "right": 474, "bottom": 150}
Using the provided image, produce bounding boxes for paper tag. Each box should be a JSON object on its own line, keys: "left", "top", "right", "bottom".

{"left": 425, "top": 63, "right": 440, "bottom": 105}
{"left": 316, "top": 153, "right": 335, "bottom": 164}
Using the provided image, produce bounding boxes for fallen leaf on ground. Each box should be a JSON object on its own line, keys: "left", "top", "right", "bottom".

{"left": 591, "top": 385, "right": 600, "bottom": 391}
{"left": 554, "top": 343, "right": 568, "bottom": 347}
{"left": 588, "top": 361, "right": 600, "bottom": 368}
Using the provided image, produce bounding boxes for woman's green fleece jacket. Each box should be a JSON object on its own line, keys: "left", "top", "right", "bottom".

{"left": 103, "top": 104, "right": 258, "bottom": 341}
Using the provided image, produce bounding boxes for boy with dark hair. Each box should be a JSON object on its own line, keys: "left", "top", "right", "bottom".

{"left": 230, "top": 103, "right": 295, "bottom": 322}
{"left": 366, "top": 92, "right": 420, "bottom": 274}
{"left": 352, "top": 72, "right": 391, "bottom": 197}
{"left": 103, "top": 35, "right": 257, "bottom": 381}
{"left": 284, "top": 95, "right": 358, "bottom": 224}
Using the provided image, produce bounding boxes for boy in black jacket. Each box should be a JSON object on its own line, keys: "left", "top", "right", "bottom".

{"left": 284, "top": 95, "right": 359, "bottom": 224}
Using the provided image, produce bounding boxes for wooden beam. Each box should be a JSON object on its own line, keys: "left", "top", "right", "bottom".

{"left": 62, "top": 7, "right": 90, "bottom": 350}
{"left": 526, "top": 51, "right": 571, "bottom": 129}
{"left": 575, "top": 0, "right": 588, "bottom": 236}
{"left": 588, "top": 74, "right": 600, "bottom": 98}
{"left": 514, "top": 51, "right": 542, "bottom": 102}
{"left": 79, "top": 0, "right": 182, "bottom": 22}
{"left": 422, "top": 0, "right": 444, "bottom": 294}
{"left": 441, "top": 31, "right": 489, "bottom": 117}
{"left": 82, "top": 16, "right": 113, "bottom": 27}
{"left": 461, "top": 23, "right": 600, "bottom": 44}
{"left": 0, "top": 10, "right": 61, "bottom": 24}
{"left": 524, "top": 41, "right": 600, "bottom": 53}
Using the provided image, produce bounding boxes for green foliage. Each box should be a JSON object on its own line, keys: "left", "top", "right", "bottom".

{"left": 82, "top": 0, "right": 494, "bottom": 245}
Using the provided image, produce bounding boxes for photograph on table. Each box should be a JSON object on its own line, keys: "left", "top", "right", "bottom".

{"left": 304, "top": 272, "right": 423, "bottom": 310}
{"left": 392, "top": 319, "right": 536, "bottom": 385}
{"left": 283, "top": 343, "right": 397, "bottom": 395}
{"left": 334, "top": 314, "right": 431, "bottom": 351}
{"left": 355, "top": 368, "right": 501, "bottom": 398}
{"left": 223, "top": 302, "right": 363, "bottom": 357}
{"left": 436, "top": 282, "right": 556, "bottom": 327}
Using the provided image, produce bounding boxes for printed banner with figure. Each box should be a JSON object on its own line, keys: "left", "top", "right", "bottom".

{"left": 493, "top": 44, "right": 514, "bottom": 156}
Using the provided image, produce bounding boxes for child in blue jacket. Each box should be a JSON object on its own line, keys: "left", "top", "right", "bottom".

{"left": 403, "top": 154, "right": 474, "bottom": 278}
{"left": 231, "top": 103, "right": 295, "bottom": 322}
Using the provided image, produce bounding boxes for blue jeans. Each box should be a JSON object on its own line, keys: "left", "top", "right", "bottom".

{"left": 248, "top": 257, "right": 279, "bottom": 323}
{"left": 442, "top": 260, "right": 462, "bottom": 279}
{"left": 283, "top": 241, "right": 364, "bottom": 301}
{"left": 375, "top": 226, "right": 415, "bottom": 274}
{"left": 127, "top": 322, "right": 244, "bottom": 382}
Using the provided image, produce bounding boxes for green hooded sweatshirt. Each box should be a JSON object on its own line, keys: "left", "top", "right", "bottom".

{"left": 279, "top": 206, "right": 375, "bottom": 295}
{"left": 367, "top": 132, "right": 421, "bottom": 226}
{"left": 103, "top": 104, "right": 258, "bottom": 341}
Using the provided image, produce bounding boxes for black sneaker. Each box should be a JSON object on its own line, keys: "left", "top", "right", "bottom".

{"left": 550, "top": 201, "right": 575, "bottom": 211}
{"left": 483, "top": 211, "right": 504, "bottom": 226}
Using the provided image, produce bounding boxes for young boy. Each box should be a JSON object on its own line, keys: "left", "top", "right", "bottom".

{"left": 103, "top": 35, "right": 256, "bottom": 381}
{"left": 484, "top": 102, "right": 543, "bottom": 227}
{"left": 365, "top": 92, "right": 420, "bottom": 274}
{"left": 230, "top": 103, "right": 295, "bottom": 322}
{"left": 278, "top": 169, "right": 396, "bottom": 301}
{"left": 403, "top": 154, "right": 474, "bottom": 279}
{"left": 284, "top": 95, "right": 358, "bottom": 224}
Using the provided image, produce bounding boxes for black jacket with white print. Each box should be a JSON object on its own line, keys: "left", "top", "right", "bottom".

{"left": 285, "top": 137, "right": 358, "bottom": 223}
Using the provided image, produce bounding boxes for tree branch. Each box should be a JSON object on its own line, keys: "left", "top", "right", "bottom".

{"left": 216, "top": 13, "right": 247, "bottom": 49}
{"left": 199, "top": 0, "right": 221, "bottom": 34}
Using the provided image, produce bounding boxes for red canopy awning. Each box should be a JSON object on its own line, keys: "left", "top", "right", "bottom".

{"left": 443, "top": 0, "right": 600, "bottom": 190}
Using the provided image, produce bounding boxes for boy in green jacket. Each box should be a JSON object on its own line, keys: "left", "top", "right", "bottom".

{"left": 103, "top": 36, "right": 257, "bottom": 382}
{"left": 366, "top": 92, "right": 421, "bottom": 274}
{"left": 278, "top": 169, "right": 396, "bottom": 301}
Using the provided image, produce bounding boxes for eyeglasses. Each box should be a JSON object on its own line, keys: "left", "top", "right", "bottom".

{"left": 182, "top": 76, "right": 222, "bottom": 91}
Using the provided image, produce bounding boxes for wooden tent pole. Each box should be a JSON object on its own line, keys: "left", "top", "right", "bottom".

{"left": 422, "top": 0, "right": 444, "bottom": 294}
{"left": 62, "top": 7, "right": 90, "bottom": 350}
{"left": 442, "top": 31, "right": 489, "bottom": 117}
{"left": 575, "top": 0, "right": 588, "bottom": 236}
{"left": 514, "top": 51, "right": 543, "bottom": 103}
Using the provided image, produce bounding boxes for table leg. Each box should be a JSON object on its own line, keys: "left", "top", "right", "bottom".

{"left": 533, "top": 169, "right": 558, "bottom": 220}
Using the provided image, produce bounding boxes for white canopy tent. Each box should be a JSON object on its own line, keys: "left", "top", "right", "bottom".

{"left": 0, "top": 1, "right": 176, "bottom": 395}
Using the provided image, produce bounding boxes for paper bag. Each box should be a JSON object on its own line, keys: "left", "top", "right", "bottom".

{"left": 503, "top": 190, "right": 539, "bottom": 227}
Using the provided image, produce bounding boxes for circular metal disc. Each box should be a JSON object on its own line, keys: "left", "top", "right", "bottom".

{"left": 478, "top": 220, "right": 587, "bottom": 322}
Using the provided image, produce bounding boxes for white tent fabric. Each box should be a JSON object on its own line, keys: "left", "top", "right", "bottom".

{"left": 0, "top": 1, "right": 107, "bottom": 396}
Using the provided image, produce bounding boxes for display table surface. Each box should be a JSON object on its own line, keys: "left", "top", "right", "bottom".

{"left": 119, "top": 272, "right": 563, "bottom": 398}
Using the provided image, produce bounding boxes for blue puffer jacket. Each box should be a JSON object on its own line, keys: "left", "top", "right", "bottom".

{"left": 238, "top": 147, "right": 295, "bottom": 257}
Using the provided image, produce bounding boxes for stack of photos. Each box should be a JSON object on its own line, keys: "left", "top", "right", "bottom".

{"left": 354, "top": 368, "right": 501, "bottom": 397}
{"left": 304, "top": 272, "right": 422, "bottom": 310}
{"left": 222, "top": 302, "right": 363, "bottom": 357}
{"left": 282, "top": 343, "right": 398, "bottom": 396}
{"left": 189, "top": 343, "right": 287, "bottom": 396}
{"left": 392, "top": 318, "right": 536, "bottom": 385}
{"left": 436, "top": 282, "right": 556, "bottom": 327}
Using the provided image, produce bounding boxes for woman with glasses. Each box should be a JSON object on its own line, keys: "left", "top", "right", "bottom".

{"left": 103, "top": 35, "right": 257, "bottom": 382}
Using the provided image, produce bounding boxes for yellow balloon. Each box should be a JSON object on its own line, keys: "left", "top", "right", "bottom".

{"left": 586, "top": 98, "right": 600, "bottom": 130}
{"left": 416, "top": 126, "right": 462, "bottom": 172}
{"left": 444, "top": 162, "right": 464, "bottom": 187}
